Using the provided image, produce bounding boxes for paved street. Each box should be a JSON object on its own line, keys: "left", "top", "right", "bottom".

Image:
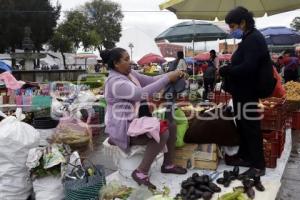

{"left": 277, "top": 130, "right": 300, "bottom": 200}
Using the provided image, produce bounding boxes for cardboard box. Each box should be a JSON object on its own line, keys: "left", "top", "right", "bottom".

{"left": 194, "top": 159, "right": 218, "bottom": 170}
{"left": 174, "top": 144, "right": 198, "bottom": 169}
{"left": 194, "top": 144, "right": 218, "bottom": 161}
{"left": 174, "top": 157, "right": 195, "bottom": 169}
{"left": 175, "top": 144, "right": 198, "bottom": 158}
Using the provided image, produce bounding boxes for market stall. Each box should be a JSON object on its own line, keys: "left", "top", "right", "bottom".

{"left": 0, "top": 73, "right": 108, "bottom": 200}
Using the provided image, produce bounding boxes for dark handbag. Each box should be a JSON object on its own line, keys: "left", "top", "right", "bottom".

{"left": 184, "top": 106, "right": 239, "bottom": 146}
{"left": 64, "top": 160, "right": 106, "bottom": 200}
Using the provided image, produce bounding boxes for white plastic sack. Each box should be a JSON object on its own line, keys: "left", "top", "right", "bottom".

{"left": 33, "top": 176, "right": 64, "bottom": 200}
{"left": 51, "top": 99, "right": 64, "bottom": 118}
{"left": 77, "top": 91, "right": 97, "bottom": 103}
{"left": 223, "top": 146, "right": 240, "bottom": 156}
{"left": 103, "top": 138, "right": 162, "bottom": 178}
{"left": 37, "top": 128, "right": 56, "bottom": 146}
{"left": 0, "top": 109, "right": 40, "bottom": 200}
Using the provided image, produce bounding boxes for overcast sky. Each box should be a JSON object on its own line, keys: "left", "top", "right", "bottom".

{"left": 56, "top": 0, "right": 300, "bottom": 52}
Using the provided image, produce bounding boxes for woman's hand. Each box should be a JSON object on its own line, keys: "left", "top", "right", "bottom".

{"left": 168, "top": 70, "right": 184, "bottom": 82}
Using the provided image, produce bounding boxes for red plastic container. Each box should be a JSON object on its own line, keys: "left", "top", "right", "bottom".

{"left": 292, "top": 111, "right": 300, "bottom": 130}
{"left": 264, "top": 139, "right": 278, "bottom": 168}
{"left": 212, "top": 91, "right": 232, "bottom": 105}
{"left": 263, "top": 127, "right": 285, "bottom": 158}
{"left": 261, "top": 99, "right": 287, "bottom": 131}
{"left": 264, "top": 155, "right": 277, "bottom": 168}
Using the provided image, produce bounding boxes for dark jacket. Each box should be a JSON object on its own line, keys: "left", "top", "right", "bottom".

{"left": 203, "top": 60, "right": 216, "bottom": 79}
{"left": 227, "top": 28, "right": 269, "bottom": 100}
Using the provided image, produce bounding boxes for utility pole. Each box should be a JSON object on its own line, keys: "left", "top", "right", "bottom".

{"left": 128, "top": 43, "right": 134, "bottom": 60}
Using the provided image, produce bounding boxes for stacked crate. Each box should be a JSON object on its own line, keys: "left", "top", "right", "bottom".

{"left": 292, "top": 110, "right": 300, "bottom": 130}
{"left": 174, "top": 144, "right": 219, "bottom": 170}
{"left": 174, "top": 144, "right": 198, "bottom": 169}
{"left": 261, "top": 98, "right": 287, "bottom": 168}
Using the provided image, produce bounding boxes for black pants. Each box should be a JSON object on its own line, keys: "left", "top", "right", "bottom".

{"left": 233, "top": 98, "right": 265, "bottom": 169}
{"left": 203, "top": 78, "right": 215, "bottom": 100}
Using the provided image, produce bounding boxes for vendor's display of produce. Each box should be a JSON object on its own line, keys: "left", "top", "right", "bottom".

{"left": 143, "top": 65, "right": 161, "bottom": 74}
{"left": 216, "top": 167, "right": 265, "bottom": 200}
{"left": 284, "top": 81, "right": 300, "bottom": 112}
{"left": 175, "top": 173, "right": 221, "bottom": 200}
{"left": 284, "top": 81, "right": 300, "bottom": 102}
{"left": 99, "top": 181, "right": 133, "bottom": 200}
{"left": 26, "top": 144, "right": 67, "bottom": 179}
{"left": 51, "top": 113, "right": 95, "bottom": 152}
{"left": 52, "top": 127, "right": 91, "bottom": 151}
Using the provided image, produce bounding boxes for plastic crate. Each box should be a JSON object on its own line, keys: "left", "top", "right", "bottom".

{"left": 261, "top": 98, "right": 287, "bottom": 131}
{"left": 292, "top": 111, "right": 300, "bottom": 130}
{"left": 261, "top": 118, "right": 286, "bottom": 131}
{"left": 263, "top": 127, "right": 285, "bottom": 158}
{"left": 263, "top": 138, "right": 279, "bottom": 168}
{"left": 264, "top": 155, "right": 277, "bottom": 168}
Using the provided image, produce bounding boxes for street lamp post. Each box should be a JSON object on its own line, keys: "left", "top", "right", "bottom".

{"left": 128, "top": 43, "right": 134, "bottom": 60}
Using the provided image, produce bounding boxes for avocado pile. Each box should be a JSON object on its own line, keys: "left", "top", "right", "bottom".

{"left": 175, "top": 173, "right": 221, "bottom": 200}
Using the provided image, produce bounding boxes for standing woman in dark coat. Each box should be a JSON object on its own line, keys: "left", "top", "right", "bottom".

{"left": 219, "top": 7, "right": 268, "bottom": 178}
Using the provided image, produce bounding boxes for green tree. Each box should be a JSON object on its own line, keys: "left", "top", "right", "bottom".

{"left": 0, "top": 0, "right": 60, "bottom": 66}
{"left": 49, "top": 26, "right": 74, "bottom": 68}
{"left": 82, "top": 29, "right": 103, "bottom": 51}
{"left": 84, "top": 0, "right": 123, "bottom": 53}
{"left": 291, "top": 17, "right": 300, "bottom": 31}
{"left": 61, "top": 10, "right": 89, "bottom": 50}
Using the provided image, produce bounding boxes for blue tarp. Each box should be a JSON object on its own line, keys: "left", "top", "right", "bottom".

{"left": 0, "top": 60, "right": 12, "bottom": 72}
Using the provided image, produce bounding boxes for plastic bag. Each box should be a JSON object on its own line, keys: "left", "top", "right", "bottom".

{"left": 0, "top": 108, "right": 40, "bottom": 200}
{"left": 52, "top": 118, "right": 93, "bottom": 151}
{"left": 174, "top": 108, "right": 188, "bottom": 147}
{"left": 33, "top": 176, "right": 64, "bottom": 200}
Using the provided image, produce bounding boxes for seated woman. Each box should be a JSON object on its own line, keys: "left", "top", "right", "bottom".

{"left": 103, "top": 48, "right": 187, "bottom": 189}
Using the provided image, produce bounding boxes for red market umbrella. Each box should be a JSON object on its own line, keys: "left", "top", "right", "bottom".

{"left": 137, "top": 53, "right": 166, "bottom": 65}
{"left": 194, "top": 52, "right": 210, "bottom": 61}
{"left": 218, "top": 54, "right": 232, "bottom": 62}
